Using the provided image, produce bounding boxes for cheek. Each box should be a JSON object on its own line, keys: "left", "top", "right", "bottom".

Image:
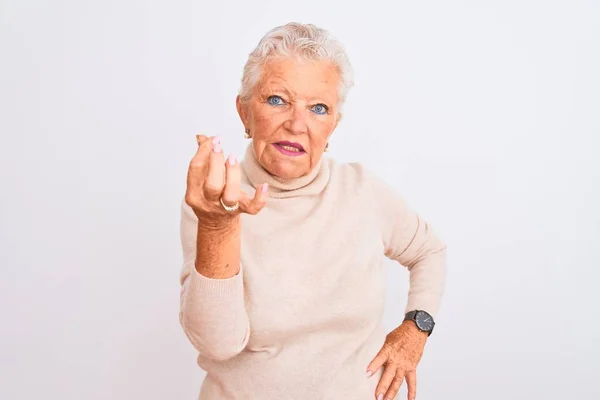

{"left": 309, "top": 119, "right": 335, "bottom": 144}
{"left": 252, "top": 109, "right": 283, "bottom": 136}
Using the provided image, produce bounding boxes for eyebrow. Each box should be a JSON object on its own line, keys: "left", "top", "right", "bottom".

{"left": 261, "top": 85, "right": 293, "bottom": 98}
{"left": 261, "top": 84, "right": 335, "bottom": 105}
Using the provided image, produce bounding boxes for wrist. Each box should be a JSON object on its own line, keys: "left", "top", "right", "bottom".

{"left": 197, "top": 214, "right": 240, "bottom": 235}
{"left": 403, "top": 309, "right": 435, "bottom": 336}
{"left": 194, "top": 216, "right": 241, "bottom": 279}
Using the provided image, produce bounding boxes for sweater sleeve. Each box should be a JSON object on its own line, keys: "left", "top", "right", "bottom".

{"left": 178, "top": 200, "right": 250, "bottom": 361}
{"left": 371, "top": 176, "right": 447, "bottom": 318}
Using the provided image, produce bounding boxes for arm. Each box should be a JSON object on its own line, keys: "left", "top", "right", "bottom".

{"left": 367, "top": 175, "right": 447, "bottom": 399}
{"left": 178, "top": 200, "right": 250, "bottom": 361}
{"left": 374, "top": 177, "right": 447, "bottom": 318}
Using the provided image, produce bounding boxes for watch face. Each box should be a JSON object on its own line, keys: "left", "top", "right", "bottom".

{"left": 415, "top": 311, "right": 434, "bottom": 331}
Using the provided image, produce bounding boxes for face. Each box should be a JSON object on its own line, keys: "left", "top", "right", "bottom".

{"left": 237, "top": 58, "right": 341, "bottom": 179}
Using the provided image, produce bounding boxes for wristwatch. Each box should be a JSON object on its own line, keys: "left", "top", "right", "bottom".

{"left": 404, "top": 310, "right": 435, "bottom": 336}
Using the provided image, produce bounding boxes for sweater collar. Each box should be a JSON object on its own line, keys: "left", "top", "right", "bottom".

{"left": 240, "top": 143, "right": 330, "bottom": 199}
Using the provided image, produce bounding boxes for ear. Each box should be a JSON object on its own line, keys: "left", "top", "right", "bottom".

{"left": 328, "top": 112, "right": 342, "bottom": 140}
{"left": 236, "top": 95, "right": 249, "bottom": 128}
{"left": 334, "top": 112, "right": 342, "bottom": 130}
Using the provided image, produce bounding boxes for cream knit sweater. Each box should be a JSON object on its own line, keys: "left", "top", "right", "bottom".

{"left": 179, "top": 145, "right": 446, "bottom": 400}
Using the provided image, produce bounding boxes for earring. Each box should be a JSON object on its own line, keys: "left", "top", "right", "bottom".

{"left": 324, "top": 143, "right": 329, "bottom": 152}
{"left": 244, "top": 128, "right": 251, "bottom": 139}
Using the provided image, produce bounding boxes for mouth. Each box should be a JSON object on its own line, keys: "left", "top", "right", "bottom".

{"left": 273, "top": 141, "right": 306, "bottom": 156}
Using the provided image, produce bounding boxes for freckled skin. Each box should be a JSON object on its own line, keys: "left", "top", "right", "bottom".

{"left": 236, "top": 58, "right": 341, "bottom": 179}
{"left": 368, "top": 321, "right": 429, "bottom": 400}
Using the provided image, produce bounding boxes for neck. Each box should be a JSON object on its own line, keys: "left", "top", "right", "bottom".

{"left": 240, "top": 144, "right": 330, "bottom": 199}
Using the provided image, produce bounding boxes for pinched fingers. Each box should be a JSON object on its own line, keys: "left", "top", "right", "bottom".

{"left": 220, "top": 154, "right": 242, "bottom": 207}
{"left": 187, "top": 136, "right": 213, "bottom": 184}
{"left": 186, "top": 135, "right": 218, "bottom": 210}
{"left": 186, "top": 134, "right": 269, "bottom": 217}
{"left": 210, "top": 151, "right": 267, "bottom": 215}
{"left": 203, "top": 137, "right": 225, "bottom": 201}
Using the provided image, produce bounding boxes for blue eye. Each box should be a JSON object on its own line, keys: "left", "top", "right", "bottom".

{"left": 311, "top": 104, "right": 328, "bottom": 115}
{"left": 267, "top": 95, "right": 285, "bottom": 106}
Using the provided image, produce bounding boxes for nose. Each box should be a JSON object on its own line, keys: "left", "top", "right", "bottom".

{"left": 283, "top": 105, "right": 308, "bottom": 135}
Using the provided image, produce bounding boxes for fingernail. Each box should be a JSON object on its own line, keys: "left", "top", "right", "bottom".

{"left": 228, "top": 154, "right": 236, "bottom": 165}
{"left": 377, "top": 394, "right": 383, "bottom": 400}
{"left": 261, "top": 183, "right": 269, "bottom": 193}
{"left": 366, "top": 370, "right": 372, "bottom": 377}
{"left": 212, "top": 136, "right": 220, "bottom": 144}
{"left": 213, "top": 143, "right": 222, "bottom": 153}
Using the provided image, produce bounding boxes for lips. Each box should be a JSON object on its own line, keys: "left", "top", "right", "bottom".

{"left": 274, "top": 141, "right": 305, "bottom": 152}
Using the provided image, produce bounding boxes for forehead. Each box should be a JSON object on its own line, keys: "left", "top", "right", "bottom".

{"left": 257, "top": 58, "right": 340, "bottom": 100}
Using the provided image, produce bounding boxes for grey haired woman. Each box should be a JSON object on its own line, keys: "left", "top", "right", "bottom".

{"left": 179, "top": 22, "right": 446, "bottom": 400}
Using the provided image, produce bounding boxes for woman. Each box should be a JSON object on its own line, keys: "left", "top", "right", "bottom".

{"left": 179, "top": 22, "right": 446, "bottom": 400}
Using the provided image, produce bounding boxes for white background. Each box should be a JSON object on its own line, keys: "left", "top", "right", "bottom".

{"left": 1, "top": 1, "right": 599, "bottom": 399}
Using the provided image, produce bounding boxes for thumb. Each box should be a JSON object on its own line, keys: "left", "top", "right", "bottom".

{"left": 239, "top": 183, "right": 269, "bottom": 215}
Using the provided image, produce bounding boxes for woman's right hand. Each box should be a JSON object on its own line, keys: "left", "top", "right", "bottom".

{"left": 185, "top": 135, "right": 269, "bottom": 226}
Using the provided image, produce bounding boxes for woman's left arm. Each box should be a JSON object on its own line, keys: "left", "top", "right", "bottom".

{"left": 366, "top": 175, "right": 447, "bottom": 400}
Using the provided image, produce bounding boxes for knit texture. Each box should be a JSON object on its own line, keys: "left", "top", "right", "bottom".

{"left": 179, "top": 144, "right": 447, "bottom": 399}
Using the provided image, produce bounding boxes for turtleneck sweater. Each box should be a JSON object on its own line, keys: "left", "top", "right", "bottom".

{"left": 179, "top": 144, "right": 447, "bottom": 400}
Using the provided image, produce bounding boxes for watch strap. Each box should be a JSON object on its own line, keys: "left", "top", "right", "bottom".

{"left": 404, "top": 310, "right": 418, "bottom": 322}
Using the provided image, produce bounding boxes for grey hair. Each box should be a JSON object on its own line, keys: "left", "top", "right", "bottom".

{"left": 239, "top": 22, "right": 354, "bottom": 108}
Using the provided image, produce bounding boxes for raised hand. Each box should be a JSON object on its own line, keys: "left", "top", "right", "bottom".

{"left": 185, "top": 135, "right": 268, "bottom": 223}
